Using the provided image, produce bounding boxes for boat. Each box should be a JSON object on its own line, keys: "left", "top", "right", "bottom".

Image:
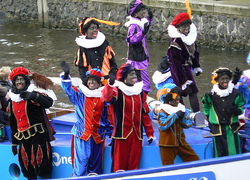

{"left": 1, "top": 77, "right": 250, "bottom": 180}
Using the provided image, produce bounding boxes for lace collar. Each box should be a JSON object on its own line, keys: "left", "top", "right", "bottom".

{"left": 114, "top": 80, "right": 143, "bottom": 96}
{"left": 211, "top": 81, "right": 234, "bottom": 97}
{"left": 9, "top": 84, "right": 35, "bottom": 102}
{"left": 79, "top": 84, "right": 104, "bottom": 97}
{"left": 158, "top": 103, "right": 186, "bottom": 114}
{"left": 75, "top": 31, "right": 105, "bottom": 49}
{"left": 124, "top": 16, "right": 149, "bottom": 30}
{"left": 167, "top": 23, "right": 197, "bottom": 45}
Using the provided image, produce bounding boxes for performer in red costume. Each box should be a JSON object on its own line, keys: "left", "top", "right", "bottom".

{"left": 101, "top": 63, "right": 156, "bottom": 172}
{"left": 8, "top": 67, "right": 54, "bottom": 179}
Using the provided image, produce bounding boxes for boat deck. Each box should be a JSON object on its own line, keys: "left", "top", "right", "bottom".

{"left": 0, "top": 111, "right": 217, "bottom": 179}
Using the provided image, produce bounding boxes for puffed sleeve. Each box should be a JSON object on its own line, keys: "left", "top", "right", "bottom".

{"left": 101, "top": 82, "right": 118, "bottom": 103}
{"left": 60, "top": 73, "right": 84, "bottom": 105}
{"left": 157, "top": 109, "right": 178, "bottom": 131}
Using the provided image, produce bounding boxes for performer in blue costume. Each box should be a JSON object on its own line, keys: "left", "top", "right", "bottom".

{"left": 235, "top": 52, "right": 250, "bottom": 152}
{"left": 61, "top": 63, "right": 113, "bottom": 176}
{"left": 152, "top": 56, "right": 174, "bottom": 91}
{"left": 236, "top": 53, "right": 250, "bottom": 120}
{"left": 125, "top": 0, "right": 153, "bottom": 93}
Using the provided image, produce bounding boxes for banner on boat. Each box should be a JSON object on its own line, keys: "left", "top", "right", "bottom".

{"left": 123, "top": 171, "right": 215, "bottom": 180}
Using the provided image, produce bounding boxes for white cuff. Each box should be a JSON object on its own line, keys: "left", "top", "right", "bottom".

{"left": 108, "top": 79, "right": 117, "bottom": 87}
{"left": 182, "top": 80, "right": 193, "bottom": 90}
{"left": 60, "top": 72, "right": 71, "bottom": 82}
{"left": 193, "top": 67, "right": 203, "bottom": 74}
{"left": 147, "top": 136, "right": 156, "bottom": 141}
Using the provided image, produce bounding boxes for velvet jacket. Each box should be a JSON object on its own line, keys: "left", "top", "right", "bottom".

{"left": 61, "top": 74, "right": 113, "bottom": 144}
{"left": 101, "top": 81, "right": 154, "bottom": 140}
{"left": 9, "top": 87, "right": 53, "bottom": 146}
{"left": 74, "top": 32, "right": 117, "bottom": 82}
{"left": 157, "top": 103, "right": 193, "bottom": 147}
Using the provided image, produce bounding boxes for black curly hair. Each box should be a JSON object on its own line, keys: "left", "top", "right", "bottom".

{"left": 162, "top": 86, "right": 181, "bottom": 104}
{"left": 80, "top": 17, "right": 99, "bottom": 35}
{"left": 213, "top": 67, "right": 232, "bottom": 81}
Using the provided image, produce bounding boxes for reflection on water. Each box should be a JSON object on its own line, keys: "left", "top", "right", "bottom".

{"left": 0, "top": 21, "right": 249, "bottom": 110}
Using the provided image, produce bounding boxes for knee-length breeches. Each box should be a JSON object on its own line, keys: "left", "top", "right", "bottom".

{"left": 18, "top": 132, "right": 52, "bottom": 179}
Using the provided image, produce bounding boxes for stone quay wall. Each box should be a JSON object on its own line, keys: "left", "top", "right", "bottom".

{"left": 0, "top": 0, "right": 249, "bottom": 51}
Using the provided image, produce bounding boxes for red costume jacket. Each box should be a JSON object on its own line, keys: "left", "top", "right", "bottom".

{"left": 101, "top": 82, "right": 154, "bottom": 140}
{"left": 9, "top": 91, "right": 53, "bottom": 145}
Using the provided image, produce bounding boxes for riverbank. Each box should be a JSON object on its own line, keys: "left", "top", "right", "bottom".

{"left": 0, "top": 0, "right": 249, "bottom": 51}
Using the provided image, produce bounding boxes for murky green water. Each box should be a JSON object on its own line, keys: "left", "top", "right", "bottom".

{"left": 0, "top": 21, "right": 249, "bottom": 110}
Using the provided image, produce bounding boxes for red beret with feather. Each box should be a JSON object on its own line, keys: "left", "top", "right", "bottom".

{"left": 172, "top": 12, "right": 192, "bottom": 28}
{"left": 9, "top": 67, "right": 30, "bottom": 82}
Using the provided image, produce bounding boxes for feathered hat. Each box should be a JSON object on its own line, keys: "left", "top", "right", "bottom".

{"left": 171, "top": 0, "right": 192, "bottom": 28}
{"left": 79, "top": 17, "right": 120, "bottom": 35}
{"left": 211, "top": 67, "right": 232, "bottom": 84}
{"left": 127, "top": 0, "right": 146, "bottom": 16}
{"left": 172, "top": 12, "right": 192, "bottom": 28}
{"left": 86, "top": 68, "right": 104, "bottom": 83}
{"left": 9, "top": 67, "right": 53, "bottom": 90}
{"left": 116, "top": 63, "right": 136, "bottom": 82}
{"left": 156, "top": 83, "right": 178, "bottom": 102}
{"left": 30, "top": 72, "right": 54, "bottom": 90}
{"left": 9, "top": 67, "right": 30, "bottom": 82}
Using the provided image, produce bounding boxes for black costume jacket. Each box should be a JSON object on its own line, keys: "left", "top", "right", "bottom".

{"left": 9, "top": 91, "right": 53, "bottom": 146}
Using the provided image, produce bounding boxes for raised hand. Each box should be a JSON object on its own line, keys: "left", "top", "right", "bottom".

{"left": 109, "top": 68, "right": 117, "bottom": 85}
{"left": 61, "top": 61, "right": 70, "bottom": 80}
{"left": 232, "top": 67, "right": 242, "bottom": 85}
{"left": 143, "top": 22, "right": 150, "bottom": 35}
{"left": 147, "top": 8, "right": 153, "bottom": 19}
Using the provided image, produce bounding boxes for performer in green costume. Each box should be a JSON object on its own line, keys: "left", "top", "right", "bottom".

{"left": 202, "top": 67, "right": 245, "bottom": 157}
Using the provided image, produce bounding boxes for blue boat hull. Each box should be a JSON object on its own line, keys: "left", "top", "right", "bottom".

{"left": 0, "top": 111, "right": 215, "bottom": 179}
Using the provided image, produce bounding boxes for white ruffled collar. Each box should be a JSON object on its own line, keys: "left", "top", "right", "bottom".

{"left": 211, "top": 81, "right": 234, "bottom": 97}
{"left": 79, "top": 84, "right": 104, "bottom": 97}
{"left": 75, "top": 31, "right": 105, "bottom": 49}
{"left": 124, "top": 16, "right": 149, "bottom": 30}
{"left": 114, "top": 80, "right": 143, "bottom": 96}
{"left": 9, "top": 84, "right": 35, "bottom": 102}
{"left": 167, "top": 23, "right": 197, "bottom": 45}
{"left": 158, "top": 103, "right": 186, "bottom": 114}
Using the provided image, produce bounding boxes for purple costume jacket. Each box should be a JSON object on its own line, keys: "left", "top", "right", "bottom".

{"left": 126, "top": 17, "right": 152, "bottom": 93}
{"left": 167, "top": 38, "right": 200, "bottom": 96}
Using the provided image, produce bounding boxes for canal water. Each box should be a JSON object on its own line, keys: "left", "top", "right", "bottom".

{"left": 0, "top": 21, "right": 249, "bottom": 111}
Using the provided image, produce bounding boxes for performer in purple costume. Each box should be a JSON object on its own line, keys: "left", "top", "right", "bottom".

{"left": 125, "top": 0, "right": 153, "bottom": 93}
{"left": 167, "top": 12, "right": 203, "bottom": 112}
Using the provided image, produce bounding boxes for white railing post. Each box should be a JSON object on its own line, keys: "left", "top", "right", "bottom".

{"left": 37, "top": 0, "right": 49, "bottom": 26}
